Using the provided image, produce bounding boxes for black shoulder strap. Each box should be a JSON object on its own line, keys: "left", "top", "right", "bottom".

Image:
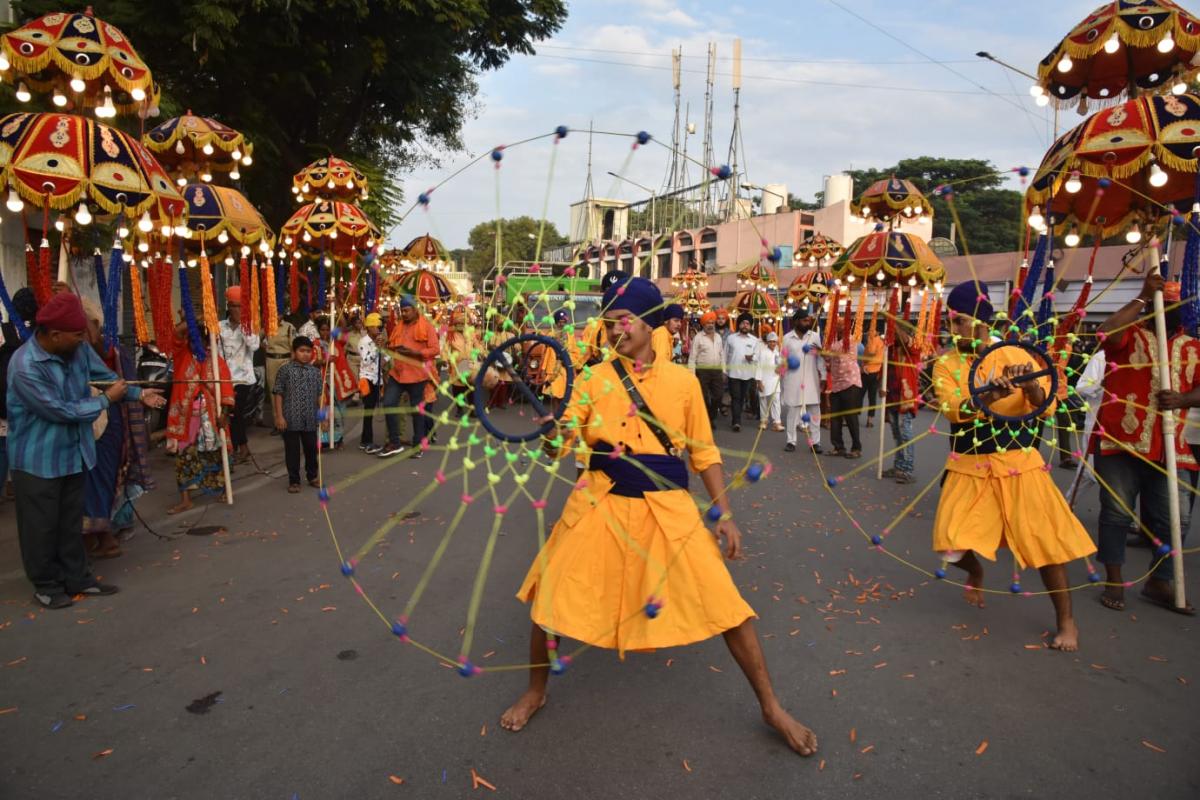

{"left": 611, "top": 358, "right": 679, "bottom": 456}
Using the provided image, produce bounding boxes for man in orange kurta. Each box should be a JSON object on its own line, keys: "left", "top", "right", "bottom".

{"left": 499, "top": 276, "right": 817, "bottom": 758}
{"left": 379, "top": 295, "right": 439, "bottom": 458}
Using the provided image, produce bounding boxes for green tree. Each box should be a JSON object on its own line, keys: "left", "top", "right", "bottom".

{"left": 11, "top": 0, "right": 568, "bottom": 230}
{"left": 841, "top": 157, "right": 1023, "bottom": 254}
{"left": 463, "top": 215, "right": 568, "bottom": 281}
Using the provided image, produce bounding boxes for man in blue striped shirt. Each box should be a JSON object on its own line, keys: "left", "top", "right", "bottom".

{"left": 6, "top": 293, "right": 165, "bottom": 609}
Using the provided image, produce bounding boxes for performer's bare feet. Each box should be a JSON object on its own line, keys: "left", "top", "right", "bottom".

{"left": 499, "top": 689, "right": 546, "bottom": 732}
{"left": 763, "top": 704, "right": 818, "bottom": 756}
{"left": 953, "top": 552, "right": 986, "bottom": 608}
{"left": 167, "top": 498, "right": 193, "bottom": 515}
{"left": 1048, "top": 619, "right": 1080, "bottom": 652}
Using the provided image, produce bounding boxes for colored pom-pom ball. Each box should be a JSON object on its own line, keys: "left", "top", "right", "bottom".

{"left": 636, "top": 130, "right": 651, "bottom": 145}
{"left": 457, "top": 659, "right": 479, "bottom": 677}
{"left": 1087, "top": 572, "right": 1101, "bottom": 583}
{"left": 491, "top": 148, "right": 504, "bottom": 162}
{"left": 1009, "top": 582, "right": 1022, "bottom": 594}
{"left": 417, "top": 192, "right": 431, "bottom": 206}
{"left": 712, "top": 164, "right": 732, "bottom": 179}
{"left": 1097, "top": 177, "right": 1111, "bottom": 188}
{"left": 856, "top": 343, "right": 866, "bottom": 356}
{"left": 787, "top": 354, "right": 802, "bottom": 370}
{"left": 555, "top": 125, "right": 569, "bottom": 139}
{"left": 644, "top": 599, "right": 662, "bottom": 619}
{"left": 934, "top": 568, "right": 947, "bottom": 579}
{"left": 1156, "top": 543, "right": 1173, "bottom": 558}
{"left": 1174, "top": 214, "right": 1187, "bottom": 225}
{"left": 391, "top": 621, "right": 408, "bottom": 638}
{"left": 746, "top": 463, "right": 765, "bottom": 482}
{"left": 801, "top": 343, "right": 812, "bottom": 354}
{"left": 940, "top": 186, "right": 954, "bottom": 198}
{"left": 706, "top": 505, "right": 723, "bottom": 522}
{"left": 870, "top": 534, "right": 883, "bottom": 546}
{"left": 550, "top": 658, "right": 569, "bottom": 675}
{"left": 316, "top": 407, "right": 328, "bottom": 422}
{"left": 769, "top": 246, "right": 782, "bottom": 263}
{"left": 1017, "top": 166, "right": 1030, "bottom": 177}
{"left": 318, "top": 487, "right": 330, "bottom": 503}
{"left": 874, "top": 222, "right": 886, "bottom": 232}
{"left": 826, "top": 477, "right": 838, "bottom": 488}
{"left": 801, "top": 413, "right": 811, "bottom": 423}
{"left": 340, "top": 560, "right": 354, "bottom": 577}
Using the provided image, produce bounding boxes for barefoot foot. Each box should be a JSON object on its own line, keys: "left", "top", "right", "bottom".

{"left": 963, "top": 572, "right": 986, "bottom": 608}
{"left": 1049, "top": 618, "right": 1080, "bottom": 652}
{"left": 166, "top": 500, "right": 193, "bottom": 515}
{"left": 499, "top": 689, "right": 546, "bottom": 732}
{"left": 764, "top": 706, "right": 818, "bottom": 756}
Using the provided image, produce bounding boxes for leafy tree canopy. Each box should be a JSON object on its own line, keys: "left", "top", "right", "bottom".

{"left": 464, "top": 215, "right": 567, "bottom": 281}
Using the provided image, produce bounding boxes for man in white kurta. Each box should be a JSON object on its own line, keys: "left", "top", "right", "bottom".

{"left": 755, "top": 332, "right": 783, "bottom": 430}
{"left": 780, "top": 308, "right": 825, "bottom": 452}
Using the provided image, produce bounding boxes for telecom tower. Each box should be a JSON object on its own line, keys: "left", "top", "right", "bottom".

{"left": 700, "top": 41, "right": 717, "bottom": 224}
{"left": 724, "top": 38, "right": 746, "bottom": 221}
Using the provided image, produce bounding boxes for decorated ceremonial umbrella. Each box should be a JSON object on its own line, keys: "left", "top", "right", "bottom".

{"left": 1024, "top": 92, "right": 1200, "bottom": 239}
{"left": 385, "top": 268, "right": 457, "bottom": 309}
{"left": 181, "top": 183, "right": 273, "bottom": 253}
{"left": 837, "top": 230, "right": 946, "bottom": 288}
{"left": 1033, "top": 0, "right": 1200, "bottom": 113}
{"left": 280, "top": 200, "right": 381, "bottom": 258}
{"left": 728, "top": 287, "right": 781, "bottom": 321}
{"left": 143, "top": 111, "right": 253, "bottom": 184}
{"left": 0, "top": 8, "right": 159, "bottom": 117}
{"left": 736, "top": 260, "right": 778, "bottom": 290}
{"left": 670, "top": 268, "right": 709, "bottom": 291}
{"left": 850, "top": 177, "right": 933, "bottom": 225}
{"left": 793, "top": 232, "right": 844, "bottom": 267}
{"left": 292, "top": 155, "right": 369, "bottom": 203}
{"left": 785, "top": 267, "right": 835, "bottom": 310}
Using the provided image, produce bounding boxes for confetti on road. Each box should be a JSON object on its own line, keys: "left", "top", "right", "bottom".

{"left": 975, "top": 741, "right": 988, "bottom": 756}
{"left": 388, "top": 775, "right": 405, "bottom": 785}
{"left": 1142, "top": 740, "right": 1166, "bottom": 753}
{"left": 471, "top": 768, "right": 496, "bottom": 791}
{"left": 708, "top": 665, "right": 722, "bottom": 673}
{"left": 50, "top": 721, "right": 62, "bottom": 732}
{"left": 849, "top": 728, "right": 856, "bottom": 743}
{"left": 92, "top": 748, "right": 113, "bottom": 760}
{"left": 112, "top": 704, "right": 135, "bottom": 712}
{"left": 683, "top": 759, "right": 692, "bottom": 772}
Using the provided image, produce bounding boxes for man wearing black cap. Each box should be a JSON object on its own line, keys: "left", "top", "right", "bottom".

{"left": 723, "top": 313, "right": 759, "bottom": 432}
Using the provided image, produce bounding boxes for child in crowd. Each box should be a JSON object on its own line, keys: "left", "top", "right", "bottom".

{"left": 273, "top": 336, "right": 325, "bottom": 493}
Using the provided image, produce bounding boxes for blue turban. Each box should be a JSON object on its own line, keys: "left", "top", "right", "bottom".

{"left": 399, "top": 294, "right": 416, "bottom": 309}
{"left": 946, "top": 281, "right": 992, "bottom": 323}
{"left": 600, "top": 270, "right": 629, "bottom": 291}
{"left": 663, "top": 303, "right": 685, "bottom": 321}
{"left": 602, "top": 275, "right": 663, "bottom": 328}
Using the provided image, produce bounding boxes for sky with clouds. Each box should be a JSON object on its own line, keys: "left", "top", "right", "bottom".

{"left": 392, "top": 0, "right": 1093, "bottom": 250}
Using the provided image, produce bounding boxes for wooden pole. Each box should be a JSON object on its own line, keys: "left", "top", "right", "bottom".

{"left": 875, "top": 351, "right": 890, "bottom": 479}
{"left": 1149, "top": 240, "right": 1185, "bottom": 609}
{"left": 209, "top": 328, "right": 234, "bottom": 505}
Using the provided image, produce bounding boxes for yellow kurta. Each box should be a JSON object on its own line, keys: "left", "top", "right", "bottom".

{"left": 651, "top": 325, "right": 673, "bottom": 365}
{"left": 518, "top": 357, "right": 755, "bottom": 653}
{"left": 931, "top": 347, "right": 1096, "bottom": 569}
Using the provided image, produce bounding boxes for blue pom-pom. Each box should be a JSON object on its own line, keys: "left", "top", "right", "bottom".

{"left": 826, "top": 477, "right": 838, "bottom": 487}
{"left": 316, "top": 408, "right": 328, "bottom": 422}
{"left": 857, "top": 343, "right": 865, "bottom": 356}
{"left": 331, "top": 327, "right": 342, "bottom": 340}
{"left": 715, "top": 164, "right": 732, "bottom": 179}
{"left": 1156, "top": 543, "right": 1173, "bottom": 558}
{"left": 746, "top": 463, "right": 764, "bottom": 482}
{"left": 1009, "top": 582, "right": 1022, "bottom": 594}
{"left": 706, "top": 505, "right": 723, "bottom": 522}
{"left": 801, "top": 344, "right": 812, "bottom": 354}
{"left": 1018, "top": 166, "right": 1030, "bottom": 177}
{"left": 1098, "top": 177, "right": 1111, "bottom": 188}
{"left": 644, "top": 600, "right": 661, "bottom": 619}
{"left": 1174, "top": 215, "right": 1187, "bottom": 225}
{"left": 391, "top": 621, "right": 408, "bottom": 637}
{"left": 550, "top": 658, "right": 568, "bottom": 675}
{"left": 457, "top": 659, "right": 477, "bottom": 677}
{"left": 874, "top": 222, "right": 886, "bottom": 231}
{"left": 555, "top": 125, "right": 569, "bottom": 139}
{"left": 1087, "top": 572, "right": 1101, "bottom": 583}
{"left": 636, "top": 130, "right": 651, "bottom": 145}
{"left": 340, "top": 561, "right": 354, "bottom": 576}
{"left": 940, "top": 186, "right": 954, "bottom": 198}
{"left": 801, "top": 413, "right": 811, "bottom": 423}
{"left": 491, "top": 148, "right": 504, "bottom": 162}
{"left": 934, "top": 568, "right": 947, "bottom": 579}
{"left": 318, "top": 488, "right": 330, "bottom": 503}
{"left": 417, "top": 192, "right": 431, "bottom": 206}
{"left": 787, "top": 354, "right": 802, "bottom": 370}
{"left": 770, "top": 246, "right": 782, "bottom": 263}
{"left": 870, "top": 534, "right": 883, "bottom": 546}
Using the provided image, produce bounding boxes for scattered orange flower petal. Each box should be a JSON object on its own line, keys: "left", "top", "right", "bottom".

{"left": 708, "top": 665, "right": 722, "bottom": 673}
{"left": 818, "top": 759, "right": 826, "bottom": 771}
{"left": 861, "top": 745, "right": 875, "bottom": 754}
{"left": 975, "top": 740, "right": 988, "bottom": 756}
{"left": 682, "top": 759, "right": 692, "bottom": 772}
{"left": 74, "top": 714, "right": 87, "bottom": 721}
{"left": 849, "top": 728, "right": 857, "bottom": 743}
{"left": 92, "top": 748, "right": 113, "bottom": 760}
{"left": 0, "top": 707, "right": 16, "bottom": 715}
{"left": 471, "top": 768, "right": 496, "bottom": 791}
{"left": 388, "top": 775, "right": 405, "bottom": 785}
{"left": 1142, "top": 740, "right": 1166, "bottom": 753}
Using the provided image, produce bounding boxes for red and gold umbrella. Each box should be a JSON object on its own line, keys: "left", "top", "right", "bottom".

{"left": 736, "top": 260, "right": 778, "bottom": 290}
{"left": 386, "top": 268, "right": 457, "bottom": 308}
{"left": 837, "top": 231, "right": 945, "bottom": 288}
{"left": 280, "top": 200, "right": 381, "bottom": 259}
{"left": 1033, "top": 0, "right": 1200, "bottom": 113}
{"left": 143, "top": 111, "right": 253, "bottom": 183}
{"left": 1025, "top": 92, "right": 1200, "bottom": 237}
{"left": 785, "top": 267, "right": 835, "bottom": 309}
{"left": 850, "top": 177, "right": 933, "bottom": 225}
{"left": 794, "top": 232, "right": 844, "bottom": 267}
{"left": 182, "top": 183, "right": 273, "bottom": 253}
{"left": 0, "top": 8, "right": 159, "bottom": 117}
{"left": 728, "top": 287, "right": 781, "bottom": 320}
{"left": 670, "top": 268, "right": 709, "bottom": 290}
{"left": 0, "top": 111, "right": 184, "bottom": 223}
{"left": 292, "top": 155, "right": 368, "bottom": 203}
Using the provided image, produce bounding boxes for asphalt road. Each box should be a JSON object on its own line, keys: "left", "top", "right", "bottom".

{"left": 1, "top": 407, "right": 1197, "bottom": 799}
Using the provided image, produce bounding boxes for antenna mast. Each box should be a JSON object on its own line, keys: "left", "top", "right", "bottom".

{"left": 701, "top": 41, "right": 717, "bottom": 225}
{"left": 725, "top": 37, "right": 744, "bottom": 222}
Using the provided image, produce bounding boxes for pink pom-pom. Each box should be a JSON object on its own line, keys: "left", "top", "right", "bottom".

{"left": 929, "top": 425, "right": 937, "bottom": 434}
{"left": 1073, "top": 450, "right": 1083, "bottom": 459}
{"left": 461, "top": 493, "right": 474, "bottom": 505}
{"left": 616, "top": 285, "right": 626, "bottom": 296}
{"left": 530, "top": 264, "right": 542, "bottom": 274}
{"left": 420, "top": 438, "right": 430, "bottom": 452}
{"left": 564, "top": 266, "right": 576, "bottom": 277}
{"left": 977, "top": 293, "right": 988, "bottom": 303}
{"left": 496, "top": 275, "right": 507, "bottom": 285}
{"left": 574, "top": 478, "right": 589, "bottom": 490}
{"left": 494, "top": 505, "right": 508, "bottom": 515}
{"left": 435, "top": 470, "right": 446, "bottom": 484}
{"left": 1096, "top": 330, "right": 1107, "bottom": 341}
{"left": 531, "top": 499, "right": 547, "bottom": 510}
{"left": 627, "top": 403, "right": 639, "bottom": 417}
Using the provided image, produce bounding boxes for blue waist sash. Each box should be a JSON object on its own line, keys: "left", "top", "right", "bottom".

{"left": 588, "top": 442, "right": 688, "bottom": 497}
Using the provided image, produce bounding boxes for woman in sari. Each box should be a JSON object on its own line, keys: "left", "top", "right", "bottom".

{"left": 166, "top": 322, "right": 234, "bottom": 514}
{"left": 81, "top": 300, "right": 156, "bottom": 556}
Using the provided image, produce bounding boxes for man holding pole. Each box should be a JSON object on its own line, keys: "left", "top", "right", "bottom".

{"left": 1094, "top": 271, "right": 1197, "bottom": 614}
{"left": 780, "top": 308, "right": 824, "bottom": 454}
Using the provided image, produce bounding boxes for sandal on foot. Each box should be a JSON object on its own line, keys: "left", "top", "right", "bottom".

{"left": 288, "top": 484, "right": 301, "bottom": 494}
{"left": 1099, "top": 593, "right": 1125, "bottom": 612}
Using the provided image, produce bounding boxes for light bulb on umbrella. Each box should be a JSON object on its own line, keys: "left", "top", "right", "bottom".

{"left": 138, "top": 211, "right": 153, "bottom": 232}
{"left": 1065, "top": 171, "right": 1082, "bottom": 193}
{"left": 74, "top": 202, "right": 92, "bottom": 226}
{"left": 1149, "top": 163, "right": 1169, "bottom": 187}
{"left": 5, "top": 188, "right": 23, "bottom": 212}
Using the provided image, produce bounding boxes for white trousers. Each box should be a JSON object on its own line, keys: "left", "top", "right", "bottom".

{"left": 758, "top": 388, "right": 782, "bottom": 427}
{"left": 784, "top": 403, "right": 821, "bottom": 446}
